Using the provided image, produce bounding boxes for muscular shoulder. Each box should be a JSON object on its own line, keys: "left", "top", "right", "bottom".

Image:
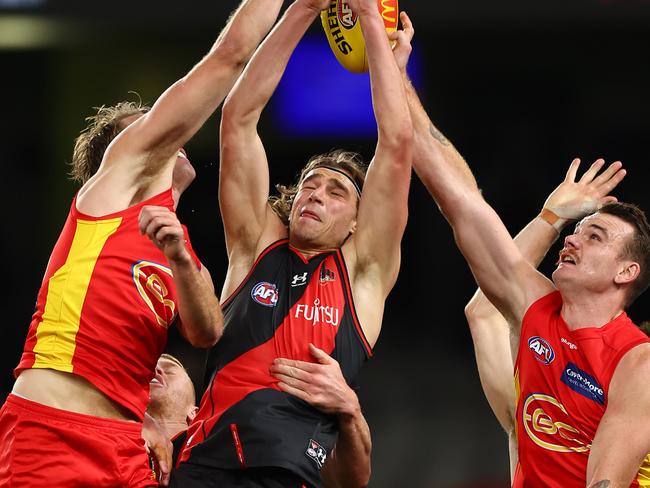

{"left": 609, "top": 343, "right": 650, "bottom": 404}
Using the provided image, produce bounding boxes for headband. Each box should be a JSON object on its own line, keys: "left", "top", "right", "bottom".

{"left": 309, "top": 165, "right": 362, "bottom": 197}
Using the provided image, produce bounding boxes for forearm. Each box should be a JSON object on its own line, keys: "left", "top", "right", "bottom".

{"left": 130, "top": 0, "right": 284, "bottom": 157}
{"left": 207, "top": 0, "right": 286, "bottom": 64}
{"left": 222, "top": 0, "right": 320, "bottom": 126}
{"left": 359, "top": 6, "right": 411, "bottom": 148}
{"left": 327, "top": 406, "right": 372, "bottom": 488}
{"left": 405, "top": 75, "right": 479, "bottom": 215}
{"left": 169, "top": 255, "right": 223, "bottom": 347}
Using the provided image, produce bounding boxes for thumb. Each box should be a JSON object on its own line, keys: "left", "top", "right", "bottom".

{"left": 309, "top": 343, "right": 332, "bottom": 364}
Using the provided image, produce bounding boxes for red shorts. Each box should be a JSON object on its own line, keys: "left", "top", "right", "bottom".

{"left": 0, "top": 394, "right": 157, "bottom": 487}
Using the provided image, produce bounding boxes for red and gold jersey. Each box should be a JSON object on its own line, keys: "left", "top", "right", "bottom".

{"left": 15, "top": 189, "right": 200, "bottom": 420}
{"left": 513, "top": 291, "right": 650, "bottom": 488}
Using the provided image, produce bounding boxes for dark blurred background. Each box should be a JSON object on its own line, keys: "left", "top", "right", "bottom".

{"left": 2, "top": 1, "right": 649, "bottom": 486}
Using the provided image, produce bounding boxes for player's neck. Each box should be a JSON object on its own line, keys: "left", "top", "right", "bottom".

{"left": 288, "top": 237, "right": 338, "bottom": 259}
{"left": 560, "top": 290, "right": 624, "bottom": 331}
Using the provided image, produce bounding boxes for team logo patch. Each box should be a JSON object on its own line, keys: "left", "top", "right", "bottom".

{"left": 522, "top": 393, "right": 591, "bottom": 453}
{"left": 251, "top": 282, "right": 279, "bottom": 307}
{"left": 132, "top": 260, "right": 176, "bottom": 328}
{"left": 528, "top": 336, "right": 555, "bottom": 365}
{"left": 305, "top": 438, "right": 327, "bottom": 469}
{"left": 291, "top": 272, "right": 308, "bottom": 288}
{"left": 561, "top": 362, "right": 605, "bottom": 405}
{"left": 337, "top": 1, "right": 357, "bottom": 29}
{"left": 319, "top": 265, "right": 335, "bottom": 284}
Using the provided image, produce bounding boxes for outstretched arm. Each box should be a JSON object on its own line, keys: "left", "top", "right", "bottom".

{"left": 399, "top": 10, "right": 627, "bottom": 324}
{"left": 101, "top": 0, "right": 285, "bottom": 195}
{"left": 271, "top": 344, "right": 372, "bottom": 488}
{"left": 219, "top": 0, "right": 330, "bottom": 283}
{"left": 342, "top": 1, "right": 413, "bottom": 347}
{"left": 406, "top": 72, "right": 552, "bottom": 323}
{"left": 586, "top": 344, "right": 650, "bottom": 488}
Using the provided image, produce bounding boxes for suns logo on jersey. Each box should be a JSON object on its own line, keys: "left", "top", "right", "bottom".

{"left": 522, "top": 393, "right": 591, "bottom": 453}
{"left": 132, "top": 260, "right": 176, "bottom": 328}
{"left": 251, "top": 282, "right": 279, "bottom": 307}
{"left": 528, "top": 336, "right": 556, "bottom": 365}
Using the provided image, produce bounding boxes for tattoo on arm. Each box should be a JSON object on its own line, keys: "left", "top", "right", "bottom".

{"left": 429, "top": 123, "right": 450, "bottom": 147}
{"left": 590, "top": 481, "right": 611, "bottom": 488}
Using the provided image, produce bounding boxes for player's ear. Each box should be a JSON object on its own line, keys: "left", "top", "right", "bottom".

{"left": 615, "top": 261, "right": 640, "bottom": 286}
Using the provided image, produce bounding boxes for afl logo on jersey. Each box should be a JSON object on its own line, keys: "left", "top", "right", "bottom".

{"left": 528, "top": 336, "right": 555, "bottom": 365}
{"left": 251, "top": 282, "right": 279, "bottom": 307}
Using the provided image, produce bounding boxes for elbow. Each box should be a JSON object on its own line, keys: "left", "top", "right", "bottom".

{"left": 213, "top": 38, "right": 252, "bottom": 72}
{"left": 355, "top": 462, "right": 371, "bottom": 488}
{"left": 361, "top": 464, "right": 371, "bottom": 488}
{"left": 221, "top": 96, "right": 257, "bottom": 135}
{"left": 187, "top": 318, "right": 224, "bottom": 349}
{"left": 380, "top": 119, "right": 413, "bottom": 155}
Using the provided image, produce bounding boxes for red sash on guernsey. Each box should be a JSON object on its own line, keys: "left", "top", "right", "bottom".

{"left": 513, "top": 291, "right": 650, "bottom": 487}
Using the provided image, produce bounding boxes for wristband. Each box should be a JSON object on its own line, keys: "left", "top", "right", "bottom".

{"left": 539, "top": 208, "right": 564, "bottom": 233}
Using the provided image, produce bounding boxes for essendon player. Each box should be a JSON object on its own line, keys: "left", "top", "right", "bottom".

{"left": 172, "top": 0, "right": 412, "bottom": 486}
{"left": 393, "top": 13, "right": 650, "bottom": 488}
{"left": 0, "top": 1, "right": 285, "bottom": 486}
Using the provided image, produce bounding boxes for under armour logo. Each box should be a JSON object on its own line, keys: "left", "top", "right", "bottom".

{"left": 291, "top": 272, "right": 308, "bottom": 287}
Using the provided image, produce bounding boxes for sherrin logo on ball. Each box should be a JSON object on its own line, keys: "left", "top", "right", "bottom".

{"left": 321, "top": 0, "right": 399, "bottom": 73}
{"left": 337, "top": 1, "right": 357, "bottom": 29}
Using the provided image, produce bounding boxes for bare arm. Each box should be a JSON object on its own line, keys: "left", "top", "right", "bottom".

{"left": 219, "top": 0, "right": 329, "bottom": 273}
{"left": 586, "top": 344, "right": 650, "bottom": 488}
{"left": 406, "top": 70, "right": 552, "bottom": 323}
{"left": 321, "top": 407, "right": 372, "bottom": 488}
{"left": 271, "top": 344, "right": 372, "bottom": 488}
{"left": 345, "top": 0, "right": 413, "bottom": 300}
{"left": 139, "top": 206, "right": 222, "bottom": 347}
{"left": 464, "top": 216, "right": 557, "bottom": 481}
{"left": 91, "top": 0, "right": 285, "bottom": 205}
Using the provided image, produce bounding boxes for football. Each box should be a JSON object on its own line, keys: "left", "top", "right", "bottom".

{"left": 321, "top": 0, "right": 399, "bottom": 73}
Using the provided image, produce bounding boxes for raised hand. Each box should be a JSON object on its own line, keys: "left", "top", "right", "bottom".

{"left": 142, "top": 412, "right": 172, "bottom": 486}
{"left": 389, "top": 11, "right": 414, "bottom": 72}
{"left": 138, "top": 205, "right": 189, "bottom": 263}
{"left": 270, "top": 344, "right": 360, "bottom": 416}
{"left": 543, "top": 158, "right": 626, "bottom": 226}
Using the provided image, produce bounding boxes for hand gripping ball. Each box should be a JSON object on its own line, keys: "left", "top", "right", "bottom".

{"left": 321, "top": 0, "right": 399, "bottom": 73}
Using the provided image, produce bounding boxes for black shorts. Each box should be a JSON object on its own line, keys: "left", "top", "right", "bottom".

{"left": 170, "top": 464, "right": 312, "bottom": 488}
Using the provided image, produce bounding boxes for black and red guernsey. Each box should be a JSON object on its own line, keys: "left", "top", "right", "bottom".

{"left": 177, "top": 239, "right": 373, "bottom": 486}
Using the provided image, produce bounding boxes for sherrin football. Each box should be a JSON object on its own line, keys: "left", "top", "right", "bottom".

{"left": 321, "top": 0, "right": 399, "bottom": 73}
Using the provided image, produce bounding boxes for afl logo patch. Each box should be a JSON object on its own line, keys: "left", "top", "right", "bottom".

{"left": 251, "top": 282, "right": 279, "bottom": 307}
{"left": 528, "top": 336, "right": 555, "bottom": 365}
{"left": 337, "top": 1, "right": 357, "bottom": 29}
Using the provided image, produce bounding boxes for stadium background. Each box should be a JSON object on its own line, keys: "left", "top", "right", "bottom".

{"left": 1, "top": 1, "right": 649, "bottom": 486}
